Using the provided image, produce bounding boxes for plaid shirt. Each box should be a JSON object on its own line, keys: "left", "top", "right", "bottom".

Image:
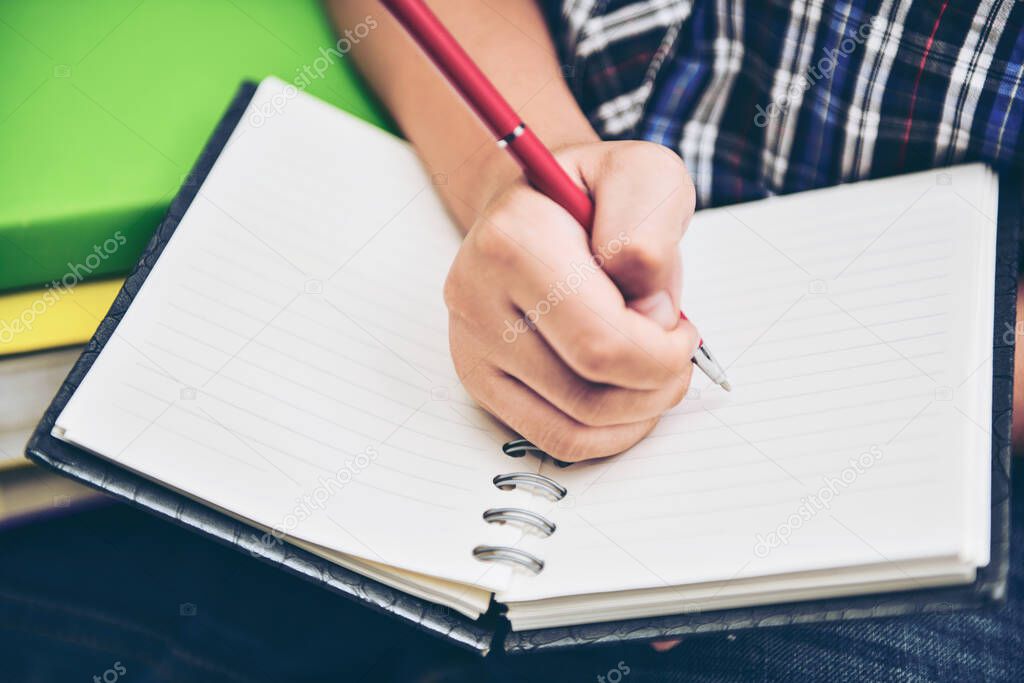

{"left": 547, "top": 0, "right": 1024, "bottom": 207}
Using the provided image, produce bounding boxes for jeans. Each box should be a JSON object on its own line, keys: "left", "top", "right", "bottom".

{"left": 1, "top": 468, "right": 1021, "bottom": 683}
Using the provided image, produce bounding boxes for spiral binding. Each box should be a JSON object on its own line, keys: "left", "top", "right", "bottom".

{"left": 492, "top": 472, "right": 567, "bottom": 500}
{"left": 501, "top": 438, "right": 544, "bottom": 457}
{"left": 472, "top": 545, "right": 544, "bottom": 573}
{"left": 483, "top": 507, "right": 556, "bottom": 536}
{"left": 471, "top": 440, "right": 568, "bottom": 574}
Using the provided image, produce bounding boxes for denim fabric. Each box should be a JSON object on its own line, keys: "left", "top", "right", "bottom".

{"left": 1, "top": 466, "right": 1020, "bottom": 682}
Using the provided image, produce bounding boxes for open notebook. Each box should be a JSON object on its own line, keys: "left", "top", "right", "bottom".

{"left": 30, "top": 78, "right": 1014, "bottom": 652}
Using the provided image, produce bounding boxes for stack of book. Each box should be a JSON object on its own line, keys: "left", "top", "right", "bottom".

{"left": 0, "top": 0, "right": 389, "bottom": 528}
{"left": 0, "top": 280, "right": 121, "bottom": 526}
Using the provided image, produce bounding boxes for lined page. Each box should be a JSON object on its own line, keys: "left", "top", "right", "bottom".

{"left": 505, "top": 164, "right": 997, "bottom": 602}
{"left": 54, "top": 79, "right": 523, "bottom": 590}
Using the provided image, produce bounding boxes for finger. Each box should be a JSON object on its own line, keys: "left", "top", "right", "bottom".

{"left": 467, "top": 186, "right": 698, "bottom": 389}
{"left": 498, "top": 323, "right": 693, "bottom": 426}
{"left": 501, "top": 225, "right": 699, "bottom": 388}
{"left": 629, "top": 251, "right": 681, "bottom": 329}
{"left": 651, "top": 639, "right": 682, "bottom": 652}
{"left": 575, "top": 142, "right": 696, "bottom": 303}
{"left": 460, "top": 363, "right": 659, "bottom": 462}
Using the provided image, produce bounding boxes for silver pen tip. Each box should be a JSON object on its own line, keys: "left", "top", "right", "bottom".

{"left": 720, "top": 380, "right": 732, "bottom": 392}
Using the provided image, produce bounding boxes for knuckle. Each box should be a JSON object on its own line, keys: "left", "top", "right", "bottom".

{"left": 451, "top": 350, "right": 488, "bottom": 395}
{"left": 652, "top": 144, "right": 688, "bottom": 179}
{"left": 442, "top": 264, "right": 473, "bottom": 320}
{"left": 563, "top": 382, "right": 615, "bottom": 427}
{"left": 571, "top": 332, "right": 624, "bottom": 380}
{"left": 448, "top": 321, "right": 488, "bottom": 375}
{"left": 621, "top": 140, "right": 686, "bottom": 174}
{"left": 619, "top": 236, "right": 670, "bottom": 274}
{"left": 615, "top": 142, "right": 694, "bottom": 211}
{"left": 534, "top": 423, "right": 600, "bottom": 462}
{"left": 535, "top": 417, "right": 659, "bottom": 462}
{"left": 629, "top": 383, "right": 687, "bottom": 420}
{"left": 470, "top": 222, "right": 520, "bottom": 268}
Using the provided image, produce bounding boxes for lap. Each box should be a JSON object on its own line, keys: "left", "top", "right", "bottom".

{"left": 1, "top": 469, "right": 1021, "bottom": 682}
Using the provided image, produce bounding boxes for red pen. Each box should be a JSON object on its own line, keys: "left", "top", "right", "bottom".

{"left": 379, "top": 0, "right": 731, "bottom": 391}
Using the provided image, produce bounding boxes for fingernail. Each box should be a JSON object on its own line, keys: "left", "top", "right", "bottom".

{"left": 630, "top": 290, "right": 677, "bottom": 330}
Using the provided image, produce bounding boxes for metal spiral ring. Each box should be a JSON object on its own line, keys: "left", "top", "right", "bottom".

{"left": 472, "top": 545, "right": 544, "bottom": 573}
{"left": 483, "top": 507, "right": 557, "bottom": 536}
{"left": 502, "top": 439, "right": 546, "bottom": 458}
{"left": 492, "top": 472, "right": 567, "bottom": 500}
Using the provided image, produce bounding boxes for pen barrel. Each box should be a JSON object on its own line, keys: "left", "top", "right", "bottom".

{"left": 380, "top": 0, "right": 521, "bottom": 137}
{"left": 507, "top": 129, "right": 594, "bottom": 229}
{"left": 381, "top": 0, "right": 596, "bottom": 229}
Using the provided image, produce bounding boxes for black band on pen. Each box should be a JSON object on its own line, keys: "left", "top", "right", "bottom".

{"left": 497, "top": 123, "right": 526, "bottom": 148}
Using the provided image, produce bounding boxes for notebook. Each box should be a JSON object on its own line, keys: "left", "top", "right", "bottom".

{"left": 28, "top": 78, "right": 1016, "bottom": 654}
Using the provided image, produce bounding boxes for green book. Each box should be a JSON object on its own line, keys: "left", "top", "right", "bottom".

{"left": 0, "top": 0, "right": 391, "bottom": 292}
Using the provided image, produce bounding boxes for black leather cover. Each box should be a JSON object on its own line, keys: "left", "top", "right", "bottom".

{"left": 24, "top": 82, "right": 497, "bottom": 656}
{"left": 25, "top": 80, "right": 1017, "bottom": 656}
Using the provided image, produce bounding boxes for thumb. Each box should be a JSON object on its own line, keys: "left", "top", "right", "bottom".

{"left": 577, "top": 142, "right": 695, "bottom": 329}
{"left": 630, "top": 249, "right": 682, "bottom": 329}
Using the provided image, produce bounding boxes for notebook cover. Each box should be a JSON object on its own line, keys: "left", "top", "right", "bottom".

{"left": 25, "top": 79, "right": 1018, "bottom": 656}
{"left": 24, "top": 81, "right": 496, "bottom": 656}
{"left": 502, "top": 170, "right": 1020, "bottom": 653}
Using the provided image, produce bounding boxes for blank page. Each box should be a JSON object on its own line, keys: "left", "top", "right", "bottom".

{"left": 504, "top": 164, "right": 998, "bottom": 602}
{"left": 53, "top": 78, "right": 526, "bottom": 590}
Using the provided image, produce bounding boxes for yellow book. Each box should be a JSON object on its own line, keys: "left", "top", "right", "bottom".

{"left": 0, "top": 279, "right": 121, "bottom": 356}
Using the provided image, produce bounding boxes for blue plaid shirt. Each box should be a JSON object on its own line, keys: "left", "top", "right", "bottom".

{"left": 548, "top": 0, "right": 1024, "bottom": 207}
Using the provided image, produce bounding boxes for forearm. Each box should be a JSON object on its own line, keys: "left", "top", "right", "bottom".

{"left": 327, "top": 0, "right": 598, "bottom": 230}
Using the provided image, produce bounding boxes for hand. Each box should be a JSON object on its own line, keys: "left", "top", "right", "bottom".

{"left": 444, "top": 141, "right": 699, "bottom": 461}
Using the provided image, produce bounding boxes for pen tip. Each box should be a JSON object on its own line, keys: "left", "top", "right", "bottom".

{"left": 720, "top": 380, "right": 732, "bottom": 392}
